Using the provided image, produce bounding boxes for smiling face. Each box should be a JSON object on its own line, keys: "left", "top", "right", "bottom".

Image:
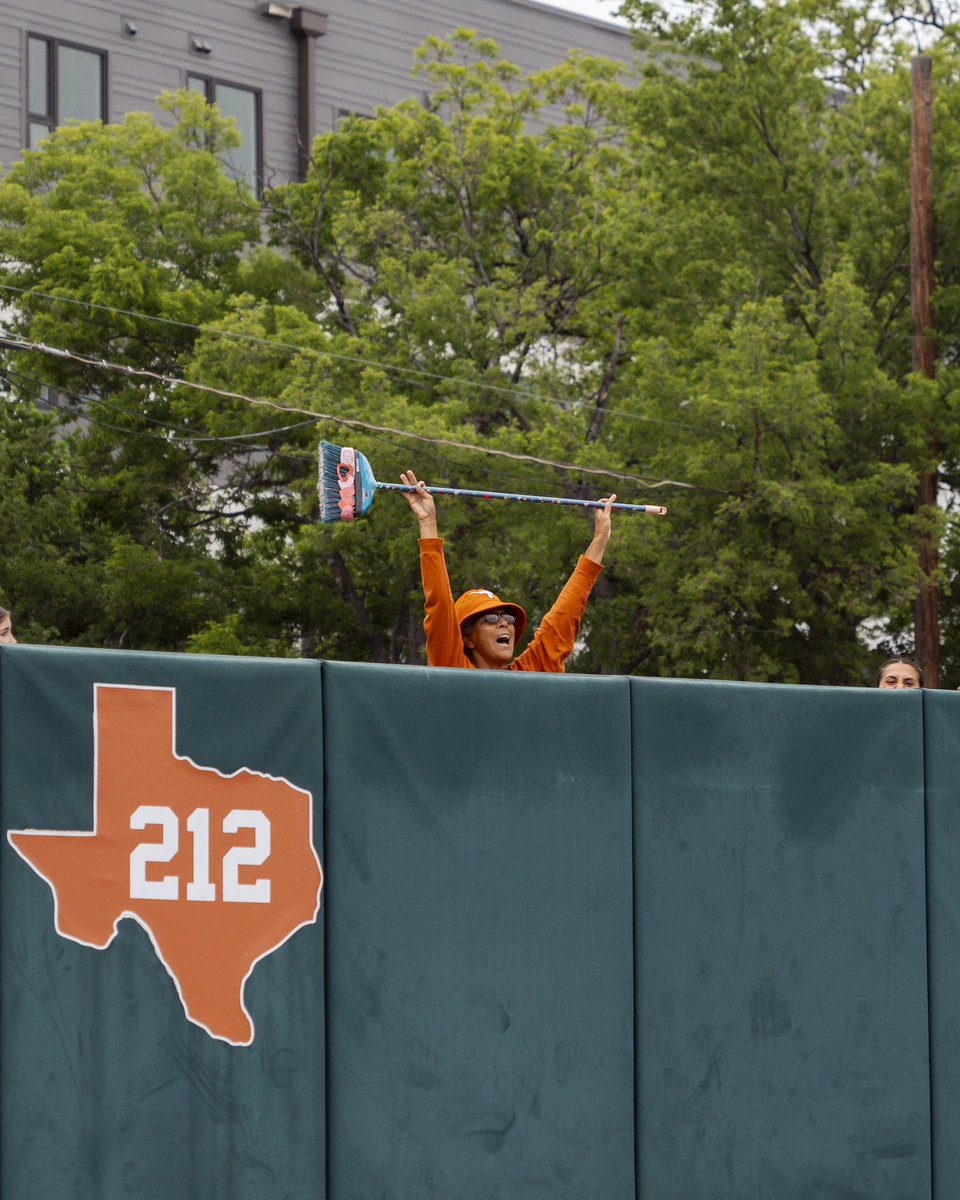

{"left": 462, "top": 611, "right": 516, "bottom": 669}
{"left": 877, "top": 661, "right": 921, "bottom": 689}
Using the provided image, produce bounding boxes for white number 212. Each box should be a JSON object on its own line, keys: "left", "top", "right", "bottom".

{"left": 129, "top": 806, "right": 271, "bottom": 904}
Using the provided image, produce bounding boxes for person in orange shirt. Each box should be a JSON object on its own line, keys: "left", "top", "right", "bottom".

{"left": 400, "top": 468, "right": 614, "bottom": 672}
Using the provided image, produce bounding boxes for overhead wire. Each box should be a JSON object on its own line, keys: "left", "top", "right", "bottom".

{"left": 0, "top": 363, "right": 627, "bottom": 496}
{"left": 1, "top": 370, "right": 320, "bottom": 543}
{"left": 0, "top": 281, "right": 709, "bottom": 438}
{"left": 0, "top": 364, "right": 317, "bottom": 461}
{"left": 4, "top": 368, "right": 196, "bottom": 447}
{"left": 2, "top": 363, "right": 322, "bottom": 452}
{"left": 0, "top": 333, "right": 723, "bottom": 493}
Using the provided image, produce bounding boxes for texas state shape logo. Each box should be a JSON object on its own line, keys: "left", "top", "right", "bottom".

{"left": 7, "top": 684, "right": 323, "bottom": 1047}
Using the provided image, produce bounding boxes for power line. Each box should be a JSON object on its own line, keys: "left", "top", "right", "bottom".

{"left": 2, "top": 361, "right": 687, "bottom": 495}
{"left": 3, "top": 364, "right": 622, "bottom": 497}
{"left": 0, "top": 334, "right": 722, "bottom": 493}
{"left": 0, "top": 281, "right": 707, "bottom": 437}
{"left": 3, "top": 368, "right": 192, "bottom": 447}
{"left": 1, "top": 366, "right": 318, "bottom": 457}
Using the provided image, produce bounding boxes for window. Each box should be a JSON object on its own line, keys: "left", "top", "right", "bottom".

{"left": 27, "top": 35, "right": 106, "bottom": 147}
{"left": 188, "top": 75, "right": 261, "bottom": 194}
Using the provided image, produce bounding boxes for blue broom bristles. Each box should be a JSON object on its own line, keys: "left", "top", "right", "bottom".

{"left": 319, "top": 441, "right": 378, "bottom": 523}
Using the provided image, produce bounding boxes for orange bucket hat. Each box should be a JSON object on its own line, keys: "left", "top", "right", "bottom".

{"left": 454, "top": 588, "right": 527, "bottom": 642}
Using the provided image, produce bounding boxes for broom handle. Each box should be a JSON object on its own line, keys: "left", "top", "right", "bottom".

{"left": 375, "top": 481, "right": 667, "bottom": 515}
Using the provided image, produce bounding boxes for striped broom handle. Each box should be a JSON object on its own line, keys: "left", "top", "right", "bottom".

{"left": 376, "top": 482, "right": 667, "bottom": 515}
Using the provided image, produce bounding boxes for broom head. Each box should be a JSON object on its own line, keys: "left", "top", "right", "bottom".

{"left": 319, "top": 441, "right": 377, "bottom": 523}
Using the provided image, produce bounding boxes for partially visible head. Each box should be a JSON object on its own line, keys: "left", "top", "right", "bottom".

{"left": 454, "top": 588, "right": 527, "bottom": 670}
{"left": 876, "top": 655, "right": 922, "bottom": 690}
{"left": 0, "top": 607, "right": 15, "bottom": 645}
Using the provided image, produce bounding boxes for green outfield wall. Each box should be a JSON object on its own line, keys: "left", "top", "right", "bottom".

{"left": 0, "top": 645, "right": 950, "bottom": 1198}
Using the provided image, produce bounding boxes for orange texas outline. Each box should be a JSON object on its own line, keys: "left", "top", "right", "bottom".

{"left": 7, "top": 684, "right": 323, "bottom": 1047}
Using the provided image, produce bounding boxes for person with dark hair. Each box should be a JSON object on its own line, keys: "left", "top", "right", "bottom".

{"left": 401, "top": 469, "right": 613, "bottom": 672}
{"left": 875, "top": 656, "right": 922, "bottom": 689}
{"left": 0, "top": 607, "right": 15, "bottom": 645}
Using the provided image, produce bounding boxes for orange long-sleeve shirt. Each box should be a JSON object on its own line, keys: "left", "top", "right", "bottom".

{"left": 418, "top": 537, "right": 603, "bottom": 672}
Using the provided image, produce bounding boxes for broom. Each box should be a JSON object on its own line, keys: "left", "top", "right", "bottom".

{"left": 318, "top": 440, "right": 668, "bottom": 523}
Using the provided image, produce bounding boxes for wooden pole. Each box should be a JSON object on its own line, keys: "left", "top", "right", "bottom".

{"left": 911, "top": 55, "right": 939, "bottom": 688}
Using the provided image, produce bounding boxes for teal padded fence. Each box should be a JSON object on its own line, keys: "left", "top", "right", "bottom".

{"left": 632, "top": 679, "right": 929, "bottom": 1199}
{"left": 323, "top": 662, "right": 634, "bottom": 1198}
{"left": 0, "top": 647, "right": 327, "bottom": 1200}
{"left": 0, "top": 645, "right": 952, "bottom": 1198}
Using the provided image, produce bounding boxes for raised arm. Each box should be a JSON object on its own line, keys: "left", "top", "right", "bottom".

{"left": 583, "top": 494, "right": 615, "bottom": 565}
{"left": 513, "top": 497, "right": 614, "bottom": 673}
{"left": 400, "top": 469, "right": 439, "bottom": 538}
{"left": 403, "top": 469, "right": 472, "bottom": 668}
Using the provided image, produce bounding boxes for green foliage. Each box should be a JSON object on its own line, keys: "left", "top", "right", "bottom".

{"left": 186, "top": 613, "right": 296, "bottom": 658}
{"left": 4, "top": 14, "right": 960, "bottom": 682}
{"left": 0, "top": 397, "right": 108, "bottom": 643}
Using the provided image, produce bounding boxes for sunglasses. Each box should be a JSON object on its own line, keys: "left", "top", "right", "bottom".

{"left": 478, "top": 610, "right": 517, "bottom": 626}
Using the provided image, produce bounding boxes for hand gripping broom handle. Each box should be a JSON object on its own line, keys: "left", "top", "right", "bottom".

{"left": 376, "top": 482, "right": 667, "bottom": 515}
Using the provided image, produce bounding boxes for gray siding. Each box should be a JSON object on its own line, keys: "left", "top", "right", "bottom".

{"left": 0, "top": 0, "right": 636, "bottom": 181}
{"left": 0, "top": 28, "right": 20, "bottom": 168}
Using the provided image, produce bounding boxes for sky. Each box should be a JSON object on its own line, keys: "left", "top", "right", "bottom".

{"left": 536, "top": 0, "right": 630, "bottom": 26}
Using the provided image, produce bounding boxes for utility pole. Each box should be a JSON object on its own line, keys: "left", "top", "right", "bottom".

{"left": 911, "top": 55, "right": 939, "bottom": 687}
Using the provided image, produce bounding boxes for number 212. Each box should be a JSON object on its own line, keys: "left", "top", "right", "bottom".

{"left": 130, "top": 806, "right": 271, "bottom": 903}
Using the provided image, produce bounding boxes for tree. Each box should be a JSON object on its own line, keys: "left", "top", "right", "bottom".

{"left": 610, "top": 0, "right": 960, "bottom": 681}
{"left": 189, "top": 32, "right": 651, "bottom": 666}
{"left": 0, "top": 91, "right": 271, "bottom": 649}
{"left": 0, "top": 394, "right": 109, "bottom": 643}
{"left": 4, "top": 17, "right": 960, "bottom": 683}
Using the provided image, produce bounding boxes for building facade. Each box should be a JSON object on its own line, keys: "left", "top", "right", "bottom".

{"left": 0, "top": 0, "right": 636, "bottom": 186}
